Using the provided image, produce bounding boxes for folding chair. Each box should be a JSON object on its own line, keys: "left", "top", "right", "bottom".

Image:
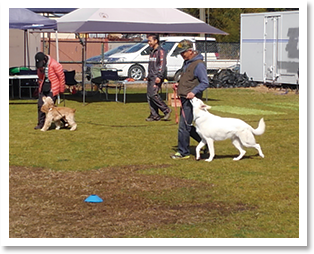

{"left": 100, "top": 69, "right": 123, "bottom": 102}
{"left": 64, "top": 70, "right": 78, "bottom": 91}
{"left": 90, "top": 67, "right": 103, "bottom": 92}
{"left": 61, "top": 70, "right": 78, "bottom": 105}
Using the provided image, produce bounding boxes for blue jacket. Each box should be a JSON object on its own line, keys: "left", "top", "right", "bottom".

{"left": 181, "top": 53, "right": 209, "bottom": 95}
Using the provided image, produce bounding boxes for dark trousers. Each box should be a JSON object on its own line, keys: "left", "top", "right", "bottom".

{"left": 37, "top": 91, "right": 57, "bottom": 127}
{"left": 147, "top": 80, "right": 169, "bottom": 118}
{"left": 178, "top": 97, "right": 201, "bottom": 156}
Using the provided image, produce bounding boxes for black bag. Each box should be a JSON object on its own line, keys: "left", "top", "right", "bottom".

{"left": 42, "top": 81, "right": 51, "bottom": 94}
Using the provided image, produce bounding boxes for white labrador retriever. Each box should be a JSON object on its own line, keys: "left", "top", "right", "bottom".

{"left": 190, "top": 97, "right": 265, "bottom": 162}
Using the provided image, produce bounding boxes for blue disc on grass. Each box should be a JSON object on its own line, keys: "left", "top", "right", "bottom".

{"left": 84, "top": 194, "right": 103, "bottom": 203}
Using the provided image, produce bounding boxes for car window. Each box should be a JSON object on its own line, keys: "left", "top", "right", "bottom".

{"left": 140, "top": 42, "right": 176, "bottom": 56}
{"left": 161, "top": 42, "right": 176, "bottom": 54}
{"left": 140, "top": 46, "right": 153, "bottom": 56}
{"left": 196, "top": 40, "right": 218, "bottom": 53}
{"left": 171, "top": 44, "right": 183, "bottom": 56}
{"left": 125, "top": 42, "right": 148, "bottom": 53}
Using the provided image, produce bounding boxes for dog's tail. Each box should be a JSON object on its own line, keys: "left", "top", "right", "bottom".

{"left": 252, "top": 118, "right": 265, "bottom": 136}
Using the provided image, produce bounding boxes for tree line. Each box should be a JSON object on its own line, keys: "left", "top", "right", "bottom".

{"left": 180, "top": 8, "right": 299, "bottom": 42}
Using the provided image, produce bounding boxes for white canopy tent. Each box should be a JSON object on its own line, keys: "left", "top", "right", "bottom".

{"left": 57, "top": 8, "right": 228, "bottom": 35}
{"left": 57, "top": 8, "right": 228, "bottom": 104}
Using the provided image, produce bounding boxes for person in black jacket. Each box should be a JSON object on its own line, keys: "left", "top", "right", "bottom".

{"left": 145, "top": 34, "right": 171, "bottom": 121}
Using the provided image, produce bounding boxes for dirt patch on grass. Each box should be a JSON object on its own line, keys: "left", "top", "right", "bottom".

{"left": 10, "top": 165, "right": 256, "bottom": 238}
{"left": 250, "top": 85, "right": 299, "bottom": 95}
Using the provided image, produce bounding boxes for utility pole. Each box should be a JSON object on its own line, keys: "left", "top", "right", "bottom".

{"left": 199, "top": 8, "right": 206, "bottom": 37}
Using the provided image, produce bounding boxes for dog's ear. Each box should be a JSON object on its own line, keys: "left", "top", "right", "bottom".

{"left": 41, "top": 104, "right": 49, "bottom": 113}
{"left": 42, "top": 96, "right": 46, "bottom": 103}
{"left": 200, "top": 104, "right": 211, "bottom": 110}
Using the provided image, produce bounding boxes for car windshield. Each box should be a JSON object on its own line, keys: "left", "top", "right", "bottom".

{"left": 104, "top": 45, "right": 133, "bottom": 56}
{"left": 86, "top": 44, "right": 133, "bottom": 62}
{"left": 124, "top": 41, "right": 148, "bottom": 53}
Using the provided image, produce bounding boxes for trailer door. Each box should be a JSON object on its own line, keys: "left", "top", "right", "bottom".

{"left": 264, "top": 15, "right": 280, "bottom": 83}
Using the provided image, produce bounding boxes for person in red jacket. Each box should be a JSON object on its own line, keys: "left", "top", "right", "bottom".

{"left": 34, "top": 52, "right": 65, "bottom": 130}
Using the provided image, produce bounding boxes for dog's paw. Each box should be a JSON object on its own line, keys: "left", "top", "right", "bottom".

{"left": 205, "top": 158, "right": 213, "bottom": 162}
{"left": 40, "top": 128, "right": 46, "bottom": 132}
{"left": 196, "top": 157, "right": 200, "bottom": 161}
{"left": 56, "top": 126, "right": 60, "bottom": 130}
{"left": 70, "top": 124, "right": 77, "bottom": 131}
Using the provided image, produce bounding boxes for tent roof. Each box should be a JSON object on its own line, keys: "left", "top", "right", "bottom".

{"left": 57, "top": 8, "right": 228, "bottom": 35}
{"left": 9, "top": 8, "right": 57, "bottom": 30}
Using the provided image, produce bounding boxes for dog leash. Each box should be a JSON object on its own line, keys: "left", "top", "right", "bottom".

{"left": 173, "top": 84, "right": 179, "bottom": 124}
{"left": 173, "top": 84, "right": 193, "bottom": 126}
{"left": 181, "top": 104, "right": 194, "bottom": 127}
{"left": 50, "top": 104, "right": 68, "bottom": 125}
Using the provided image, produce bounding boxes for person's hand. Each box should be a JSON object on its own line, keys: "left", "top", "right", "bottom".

{"left": 155, "top": 77, "right": 161, "bottom": 84}
{"left": 172, "top": 83, "right": 178, "bottom": 90}
{"left": 186, "top": 92, "right": 195, "bottom": 99}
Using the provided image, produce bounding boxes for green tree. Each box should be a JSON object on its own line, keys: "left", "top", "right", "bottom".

{"left": 210, "top": 8, "right": 268, "bottom": 42}
{"left": 181, "top": 8, "right": 298, "bottom": 42}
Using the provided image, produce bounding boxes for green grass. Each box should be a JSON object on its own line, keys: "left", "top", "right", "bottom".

{"left": 9, "top": 87, "right": 300, "bottom": 238}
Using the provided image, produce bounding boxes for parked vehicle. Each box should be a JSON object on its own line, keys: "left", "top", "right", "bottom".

{"left": 86, "top": 44, "right": 134, "bottom": 69}
{"left": 105, "top": 36, "right": 229, "bottom": 81}
{"left": 240, "top": 11, "right": 299, "bottom": 85}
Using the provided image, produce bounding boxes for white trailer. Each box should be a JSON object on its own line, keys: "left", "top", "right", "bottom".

{"left": 240, "top": 11, "right": 299, "bottom": 85}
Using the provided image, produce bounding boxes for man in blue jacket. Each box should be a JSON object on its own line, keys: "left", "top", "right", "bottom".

{"left": 171, "top": 39, "right": 209, "bottom": 159}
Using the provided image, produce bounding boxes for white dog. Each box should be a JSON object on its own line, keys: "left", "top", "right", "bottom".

{"left": 190, "top": 97, "right": 265, "bottom": 162}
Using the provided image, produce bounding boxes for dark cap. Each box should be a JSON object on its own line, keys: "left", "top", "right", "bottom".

{"left": 177, "top": 39, "right": 193, "bottom": 54}
{"left": 35, "top": 52, "right": 46, "bottom": 68}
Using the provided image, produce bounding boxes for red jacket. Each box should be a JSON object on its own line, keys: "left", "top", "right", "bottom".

{"left": 37, "top": 55, "right": 65, "bottom": 96}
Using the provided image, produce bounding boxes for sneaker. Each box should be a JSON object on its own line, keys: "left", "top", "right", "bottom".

{"left": 163, "top": 109, "right": 172, "bottom": 121}
{"left": 170, "top": 152, "right": 190, "bottom": 160}
{"left": 34, "top": 125, "right": 43, "bottom": 130}
{"left": 146, "top": 116, "right": 161, "bottom": 121}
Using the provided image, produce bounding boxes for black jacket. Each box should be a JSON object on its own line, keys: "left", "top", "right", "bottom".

{"left": 147, "top": 46, "right": 167, "bottom": 81}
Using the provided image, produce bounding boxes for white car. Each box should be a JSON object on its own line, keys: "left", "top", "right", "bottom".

{"left": 105, "top": 36, "right": 219, "bottom": 81}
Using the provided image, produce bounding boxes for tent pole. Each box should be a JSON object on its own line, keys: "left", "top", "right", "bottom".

{"left": 81, "top": 34, "right": 87, "bottom": 105}
{"left": 55, "top": 31, "right": 61, "bottom": 104}
{"left": 48, "top": 32, "right": 51, "bottom": 55}
{"left": 55, "top": 31, "right": 59, "bottom": 62}
{"left": 205, "top": 33, "right": 208, "bottom": 102}
{"left": 23, "top": 30, "right": 26, "bottom": 67}
{"left": 27, "top": 30, "right": 30, "bottom": 67}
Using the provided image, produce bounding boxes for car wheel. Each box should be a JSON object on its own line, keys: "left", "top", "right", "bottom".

{"left": 174, "top": 70, "right": 182, "bottom": 82}
{"left": 128, "top": 65, "right": 145, "bottom": 80}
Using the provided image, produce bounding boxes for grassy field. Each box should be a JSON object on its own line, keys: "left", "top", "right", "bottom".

{"left": 9, "top": 86, "right": 300, "bottom": 238}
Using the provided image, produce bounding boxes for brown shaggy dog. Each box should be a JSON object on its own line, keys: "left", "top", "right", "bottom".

{"left": 40, "top": 96, "right": 77, "bottom": 131}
